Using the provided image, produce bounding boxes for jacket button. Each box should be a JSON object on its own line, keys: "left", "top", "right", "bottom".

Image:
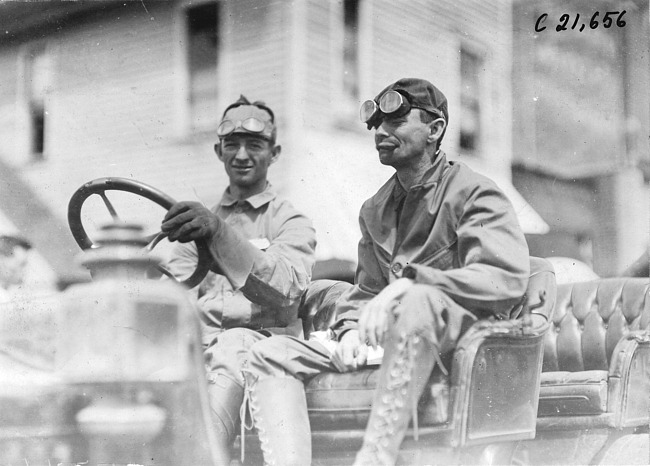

{"left": 391, "top": 262, "right": 403, "bottom": 274}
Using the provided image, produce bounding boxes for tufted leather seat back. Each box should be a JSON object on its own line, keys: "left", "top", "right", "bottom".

{"left": 543, "top": 278, "right": 650, "bottom": 373}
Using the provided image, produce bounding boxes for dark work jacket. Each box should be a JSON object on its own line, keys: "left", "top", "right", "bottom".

{"left": 331, "top": 152, "right": 530, "bottom": 338}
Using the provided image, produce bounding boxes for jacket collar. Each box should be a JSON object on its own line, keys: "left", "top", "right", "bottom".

{"left": 391, "top": 150, "right": 449, "bottom": 200}
{"left": 415, "top": 150, "right": 449, "bottom": 188}
{"left": 220, "top": 183, "right": 277, "bottom": 209}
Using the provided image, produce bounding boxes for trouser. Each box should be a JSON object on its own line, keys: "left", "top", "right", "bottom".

{"left": 204, "top": 327, "right": 269, "bottom": 385}
{"left": 244, "top": 334, "right": 333, "bottom": 465}
{"left": 203, "top": 328, "right": 268, "bottom": 465}
{"left": 246, "top": 285, "right": 477, "bottom": 465}
{"left": 354, "top": 286, "right": 476, "bottom": 465}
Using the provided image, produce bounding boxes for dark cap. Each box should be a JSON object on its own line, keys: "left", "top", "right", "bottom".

{"left": 377, "top": 77, "right": 449, "bottom": 123}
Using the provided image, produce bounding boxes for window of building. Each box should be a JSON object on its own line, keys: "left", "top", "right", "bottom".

{"left": 343, "top": 0, "right": 360, "bottom": 102}
{"left": 25, "top": 46, "right": 50, "bottom": 160}
{"left": 460, "top": 49, "right": 482, "bottom": 153}
{"left": 186, "top": 2, "right": 220, "bottom": 132}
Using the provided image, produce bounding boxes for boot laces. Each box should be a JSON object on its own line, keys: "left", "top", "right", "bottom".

{"left": 360, "top": 332, "right": 446, "bottom": 463}
{"left": 240, "top": 368, "right": 276, "bottom": 466}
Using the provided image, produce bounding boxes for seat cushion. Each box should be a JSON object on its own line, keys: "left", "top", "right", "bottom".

{"left": 305, "top": 368, "right": 449, "bottom": 429}
{"left": 537, "top": 370, "right": 608, "bottom": 416}
{"left": 544, "top": 279, "right": 650, "bottom": 373}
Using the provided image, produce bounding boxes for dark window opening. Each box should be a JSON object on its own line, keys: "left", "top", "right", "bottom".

{"left": 187, "top": 3, "right": 219, "bottom": 73}
{"left": 460, "top": 49, "right": 481, "bottom": 153}
{"left": 26, "top": 46, "right": 49, "bottom": 160}
{"left": 186, "top": 2, "right": 220, "bottom": 130}
{"left": 343, "top": 0, "right": 360, "bottom": 101}
{"left": 31, "top": 105, "right": 45, "bottom": 158}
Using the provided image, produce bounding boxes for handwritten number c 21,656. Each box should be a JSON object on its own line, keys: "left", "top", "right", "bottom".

{"left": 535, "top": 11, "right": 626, "bottom": 33}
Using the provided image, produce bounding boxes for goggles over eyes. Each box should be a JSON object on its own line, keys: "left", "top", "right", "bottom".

{"left": 217, "top": 117, "right": 270, "bottom": 138}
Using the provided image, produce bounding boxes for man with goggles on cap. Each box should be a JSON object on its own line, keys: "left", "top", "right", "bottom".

{"left": 160, "top": 95, "right": 316, "bottom": 465}
{"left": 240, "top": 78, "right": 530, "bottom": 466}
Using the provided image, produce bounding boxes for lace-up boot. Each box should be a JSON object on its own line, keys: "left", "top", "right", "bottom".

{"left": 242, "top": 375, "right": 311, "bottom": 466}
{"left": 354, "top": 331, "right": 438, "bottom": 466}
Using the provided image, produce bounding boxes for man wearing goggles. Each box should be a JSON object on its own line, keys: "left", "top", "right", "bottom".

{"left": 242, "top": 78, "right": 529, "bottom": 466}
{"left": 161, "top": 95, "right": 316, "bottom": 465}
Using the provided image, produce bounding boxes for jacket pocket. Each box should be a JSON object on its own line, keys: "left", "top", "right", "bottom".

{"left": 421, "top": 241, "right": 457, "bottom": 271}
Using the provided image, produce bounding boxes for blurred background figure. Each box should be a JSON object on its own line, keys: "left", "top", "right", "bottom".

{"left": 0, "top": 234, "right": 32, "bottom": 302}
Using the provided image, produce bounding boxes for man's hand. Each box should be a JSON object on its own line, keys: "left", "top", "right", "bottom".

{"left": 331, "top": 330, "right": 368, "bottom": 372}
{"left": 161, "top": 201, "right": 222, "bottom": 243}
{"left": 358, "top": 277, "right": 414, "bottom": 349}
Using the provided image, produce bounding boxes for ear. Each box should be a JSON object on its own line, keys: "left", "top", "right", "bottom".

{"left": 427, "top": 118, "right": 447, "bottom": 144}
{"left": 214, "top": 143, "right": 224, "bottom": 162}
{"left": 270, "top": 144, "right": 281, "bottom": 165}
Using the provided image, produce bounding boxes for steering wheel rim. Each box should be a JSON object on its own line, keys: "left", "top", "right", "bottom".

{"left": 68, "top": 177, "right": 211, "bottom": 288}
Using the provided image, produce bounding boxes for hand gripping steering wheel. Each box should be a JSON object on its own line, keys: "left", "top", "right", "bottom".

{"left": 67, "top": 177, "right": 211, "bottom": 288}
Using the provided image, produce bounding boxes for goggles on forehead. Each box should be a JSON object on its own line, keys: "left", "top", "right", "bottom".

{"left": 217, "top": 117, "right": 270, "bottom": 138}
{"left": 360, "top": 90, "right": 411, "bottom": 129}
{"left": 360, "top": 90, "right": 444, "bottom": 129}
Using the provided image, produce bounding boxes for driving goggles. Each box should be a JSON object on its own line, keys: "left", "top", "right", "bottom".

{"left": 217, "top": 117, "right": 270, "bottom": 138}
{"left": 360, "top": 90, "right": 444, "bottom": 129}
{"left": 360, "top": 90, "right": 410, "bottom": 123}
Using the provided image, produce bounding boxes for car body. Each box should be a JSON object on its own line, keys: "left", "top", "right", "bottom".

{"left": 1, "top": 183, "right": 648, "bottom": 466}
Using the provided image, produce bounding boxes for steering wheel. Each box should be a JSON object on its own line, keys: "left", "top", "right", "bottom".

{"left": 67, "top": 177, "right": 211, "bottom": 288}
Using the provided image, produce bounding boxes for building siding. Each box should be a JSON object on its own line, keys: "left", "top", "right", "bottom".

{"left": 305, "top": 0, "right": 334, "bottom": 130}
{"left": 0, "top": 0, "right": 531, "bottom": 278}
{"left": 222, "top": 0, "right": 288, "bottom": 129}
{"left": 50, "top": 3, "right": 178, "bottom": 161}
{"left": 0, "top": 50, "right": 21, "bottom": 165}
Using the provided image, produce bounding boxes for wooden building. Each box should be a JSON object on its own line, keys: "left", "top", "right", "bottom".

{"left": 0, "top": 0, "right": 546, "bottom": 285}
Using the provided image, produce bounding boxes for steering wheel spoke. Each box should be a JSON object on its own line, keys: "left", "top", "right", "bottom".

{"left": 144, "top": 231, "right": 168, "bottom": 252}
{"left": 68, "top": 177, "right": 211, "bottom": 288}
{"left": 98, "top": 191, "right": 121, "bottom": 222}
{"left": 153, "top": 264, "right": 179, "bottom": 282}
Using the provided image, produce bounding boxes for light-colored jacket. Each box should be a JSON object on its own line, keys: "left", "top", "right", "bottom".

{"left": 168, "top": 184, "right": 316, "bottom": 346}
